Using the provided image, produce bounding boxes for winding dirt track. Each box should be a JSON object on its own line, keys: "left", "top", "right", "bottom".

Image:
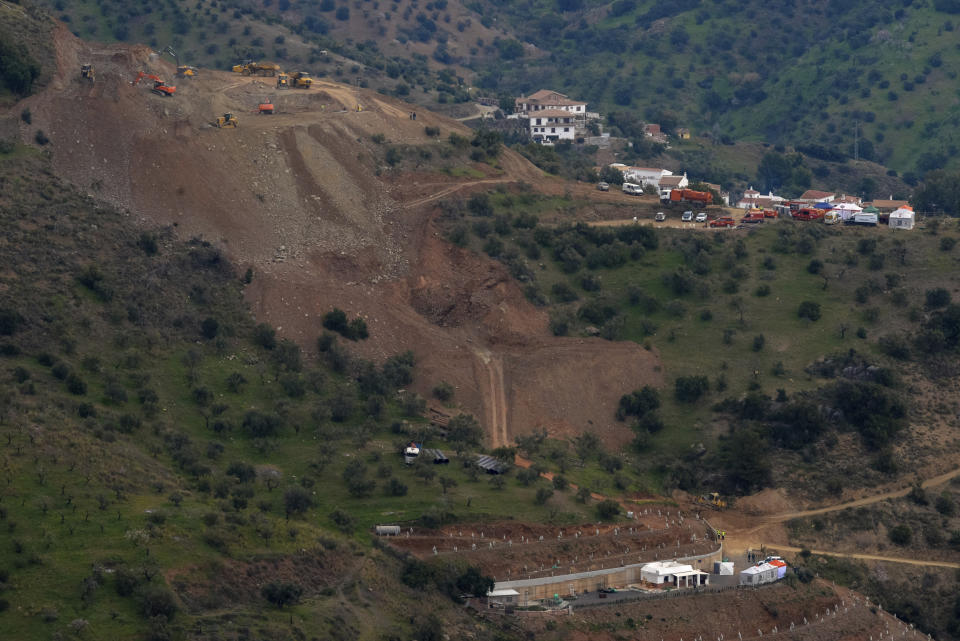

{"left": 723, "top": 467, "right": 960, "bottom": 569}
{"left": 745, "top": 544, "right": 960, "bottom": 570}
{"left": 745, "top": 466, "right": 960, "bottom": 535}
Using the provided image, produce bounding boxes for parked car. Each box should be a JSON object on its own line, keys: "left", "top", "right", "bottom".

{"left": 710, "top": 216, "right": 736, "bottom": 227}
{"left": 695, "top": 212, "right": 708, "bottom": 223}
{"left": 742, "top": 211, "right": 765, "bottom": 224}
{"left": 596, "top": 182, "right": 610, "bottom": 191}
{"left": 763, "top": 209, "right": 778, "bottom": 218}
{"left": 655, "top": 212, "right": 666, "bottom": 222}
{"left": 681, "top": 211, "right": 694, "bottom": 222}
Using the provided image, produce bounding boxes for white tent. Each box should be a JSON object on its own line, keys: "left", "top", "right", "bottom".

{"left": 833, "top": 202, "right": 862, "bottom": 221}
{"left": 889, "top": 207, "right": 915, "bottom": 230}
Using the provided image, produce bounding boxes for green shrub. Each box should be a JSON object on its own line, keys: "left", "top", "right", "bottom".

{"left": 797, "top": 301, "right": 821, "bottom": 321}
{"left": 888, "top": 525, "right": 912, "bottom": 546}
{"left": 675, "top": 375, "right": 709, "bottom": 403}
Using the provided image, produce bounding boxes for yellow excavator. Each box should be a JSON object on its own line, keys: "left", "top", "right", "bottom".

{"left": 695, "top": 492, "right": 727, "bottom": 510}
{"left": 213, "top": 113, "right": 239, "bottom": 128}
{"left": 80, "top": 64, "right": 95, "bottom": 82}
{"left": 163, "top": 47, "right": 198, "bottom": 77}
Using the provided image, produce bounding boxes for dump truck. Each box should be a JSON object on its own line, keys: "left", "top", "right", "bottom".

{"left": 289, "top": 71, "right": 312, "bottom": 88}
{"left": 213, "top": 113, "right": 239, "bottom": 128}
{"left": 80, "top": 64, "right": 95, "bottom": 82}
{"left": 276, "top": 72, "right": 290, "bottom": 89}
{"left": 669, "top": 189, "right": 713, "bottom": 205}
{"left": 232, "top": 61, "right": 279, "bottom": 76}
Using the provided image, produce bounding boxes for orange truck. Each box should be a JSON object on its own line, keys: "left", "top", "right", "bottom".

{"left": 670, "top": 189, "right": 713, "bottom": 205}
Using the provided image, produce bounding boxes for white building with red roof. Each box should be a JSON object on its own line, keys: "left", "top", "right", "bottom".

{"left": 515, "top": 89, "right": 591, "bottom": 144}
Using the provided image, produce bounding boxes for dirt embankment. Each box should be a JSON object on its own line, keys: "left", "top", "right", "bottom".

{"left": 16, "top": 25, "right": 662, "bottom": 449}
{"left": 388, "top": 517, "right": 714, "bottom": 578}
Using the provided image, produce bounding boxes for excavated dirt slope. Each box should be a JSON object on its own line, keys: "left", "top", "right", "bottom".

{"left": 16, "top": 26, "right": 662, "bottom": 447}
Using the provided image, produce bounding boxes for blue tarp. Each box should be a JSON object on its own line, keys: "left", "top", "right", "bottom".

{"left": 814, "top": 202, "right": 833, "bottom": 209}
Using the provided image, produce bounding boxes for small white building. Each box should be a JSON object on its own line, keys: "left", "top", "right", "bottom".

{"left": 487, "top": 588, "right": 520, "bottom": 606}
{"left": 640, "top": 561, "right": 709, "bottom": 587}
{"left": 798, "top": 189, "right": 836, "bottom": 204}
{"left": 616, "top": 165, "right": 673, "bottom": 190}
{"left": 739, "top": 562, "right": 778, "bottom": 586}
{"left": 658, "top": 173, "right": 689, "bottom": 199}
{"left": 888, "top": 207, "right": 915, "bottom": 230}
{"left": 737, "top": 187, "right": 784, "bottom": 209}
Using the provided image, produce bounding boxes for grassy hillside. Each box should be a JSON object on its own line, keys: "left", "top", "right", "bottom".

{"left": 0, "top": 147, "right": 619, "bottom": 640}
{"left": 0, "top": 2, "right": 55, "bottom": 105}
{"left": 474, "top": 0, "right": 960, "bottom": 177}
{"left": 438, "top": 185, "right": 960, "bottom": 495}
{"left": 787, "top": 479, "right": 960, "bottom": 640}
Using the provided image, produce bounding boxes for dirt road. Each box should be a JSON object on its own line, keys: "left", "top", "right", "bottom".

{"left": 721, "top": 466, "right": 960, "bottom": 568}
{"left": 475, "top": 348, "right": 508, "bottom": 449}
{"left": 749, "top": 544, "right": 960, "bottom": 570}
{"left": 740, "top": 466, "right": 960, "bottom": 535}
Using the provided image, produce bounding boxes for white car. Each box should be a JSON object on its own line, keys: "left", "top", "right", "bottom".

{"left": 681, "top": 211, "right": 694, "bottom": 222}
{"left": 655, "top": 212, "right": 666, "bottom": 222}
{"left": 695, "top": 212, "right": 708, "bottom": 223}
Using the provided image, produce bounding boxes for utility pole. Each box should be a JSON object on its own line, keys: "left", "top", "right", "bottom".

{"left": 853, "top": 120, "right": 859, "bottom": 161}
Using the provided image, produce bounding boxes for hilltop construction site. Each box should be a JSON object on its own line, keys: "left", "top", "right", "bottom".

{"left": 14, "top": 24, "right": 662, "bottom": 452}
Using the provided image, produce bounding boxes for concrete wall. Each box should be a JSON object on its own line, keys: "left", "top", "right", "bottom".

{"left": 497, "top": 546, "right": 722, "bottom": 605}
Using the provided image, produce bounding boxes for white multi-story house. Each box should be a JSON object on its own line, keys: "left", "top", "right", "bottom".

{"left": 528, "top": 110, "right": 577, "bottom": 142}
{"left": 515, "top": 89, "right": 591, "bottom": 144}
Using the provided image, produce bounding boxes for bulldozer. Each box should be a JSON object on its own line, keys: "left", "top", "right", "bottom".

{"left": 80, "top": 64, "right": 95, "bottom": 82}
{"left": 289, "top": 71, "right": 312, "bottom": 89}
{"left": 213, "top": 113, "right": 239, "bottom": 128}
{"left": 232, "top": 61, "right": 280, "bottom": 76}
{"left": 694, "top": 492, "right": 727, "bottom": 510}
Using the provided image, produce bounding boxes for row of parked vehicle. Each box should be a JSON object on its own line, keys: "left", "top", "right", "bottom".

{"left": 653, "top": 209, "right": 777, "bottom": 226}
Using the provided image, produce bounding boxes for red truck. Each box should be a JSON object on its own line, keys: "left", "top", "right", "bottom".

{"left": 793, "top": 208, "right": 824, "bottom": 221}
{"left": 741, "top": 211, "right": 765, "bottom": 224}
{"left": 669, "top": 189, "right": 713, "bottom": 205}
{"left": 710, "top": 216, "right": 736, "bottom": 228}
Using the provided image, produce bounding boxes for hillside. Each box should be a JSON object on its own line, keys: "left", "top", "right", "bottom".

{"left": 3, "top": 10, "right": 960, "bottom": 641}
{"left": 13, "top": 22, "right": 667, "bottom": 469}
{"left": 34, "top": 0, "right": 960, "bottom": 177}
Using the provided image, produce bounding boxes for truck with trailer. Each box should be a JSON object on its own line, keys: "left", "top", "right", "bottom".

{"left": 669, "top": 189, "right": 713, "bottom": 205}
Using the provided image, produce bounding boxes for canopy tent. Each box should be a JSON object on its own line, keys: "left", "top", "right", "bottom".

{"left": 813, "top": 202, "right": 833, "bottom": 209}
{"left": 832, "top": 201, "right": 862, "bottom": 220}
{"left": 889, "top": 207, "right": 915, "bottom": 230}
{"left": 862, "top": 206, "right": 880, "bottom": 213}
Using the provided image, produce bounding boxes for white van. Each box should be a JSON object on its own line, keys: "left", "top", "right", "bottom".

{"left": 824, "top": 211, "right": 840, "bottom": 225}
{"left": 622, "top": 182, "right": 643, "bottom": 195}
